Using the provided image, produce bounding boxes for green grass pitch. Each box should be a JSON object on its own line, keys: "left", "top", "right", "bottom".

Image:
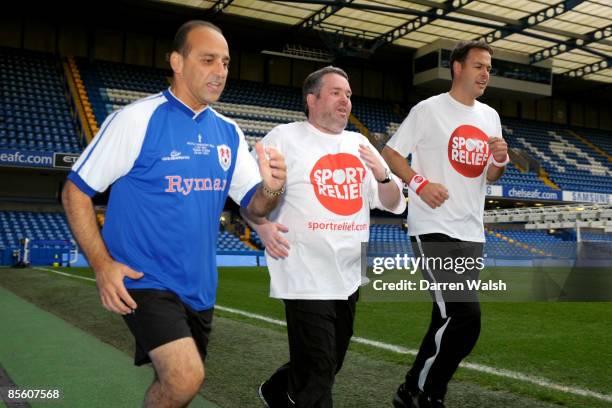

{"left": 0, "top": 266, "right": 610, "bottom": 407}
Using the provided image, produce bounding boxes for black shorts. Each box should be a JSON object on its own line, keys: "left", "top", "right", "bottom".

{"left": 122, "top": 289, "right": 214, "bottom": 366}
{"left": 410, "top": 233, "right": 484, "bottom": 303}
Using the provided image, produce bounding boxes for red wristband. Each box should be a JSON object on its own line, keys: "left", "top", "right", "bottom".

{"left": 409, "top": 175, "right": 429, "bottom": 195}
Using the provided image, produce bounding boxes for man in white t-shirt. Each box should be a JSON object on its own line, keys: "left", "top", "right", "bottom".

{"left": 245, "top": 66, "right": 405, "bottom": 408}
{"left": 382, "top": 40, "right": 508, "bottom": 408}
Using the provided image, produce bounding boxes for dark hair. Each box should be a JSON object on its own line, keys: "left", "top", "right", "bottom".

{"left": 449, "top": 40, "right": 493, "bottom": 80}
{"left": 172, "top": 20, "right": 222, "bottom": 57}
{"left": 302, "top": 66, "right": 349, "bottom": 117}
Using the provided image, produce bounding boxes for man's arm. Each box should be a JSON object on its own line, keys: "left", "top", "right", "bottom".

{"left": 358, "top": 144, "right": 402, "bottom": 210}
{"left": 62, "top": 181, "right": 143, "bottom": 315}
{"left": 246, "top": 142, "right": 287, "bottom": 217}
{"left": 486, "top": 163, "right": 505, "bottom": 182}
{"left": 381, "top": 146, "right": 449, "bottom": 209}
{"left": 486, "top": 137, "right": 508, "bottom": 182}
{"left": 241, "top": 141, "right": 289, "bottom": 258}
{"left": 239, "top": 208, "right": 290, "bottom": 259}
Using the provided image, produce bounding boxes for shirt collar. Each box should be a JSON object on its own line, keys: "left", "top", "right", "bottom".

{"left": 163, "top": 87, "right": 209, "bottom": 120}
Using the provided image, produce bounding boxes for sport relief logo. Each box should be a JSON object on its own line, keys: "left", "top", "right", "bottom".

{"left": 310, "top": 153, "right": 365, "bottom": 216}
{"left": 448, "top": 125, "right": 490, "bottom": 178}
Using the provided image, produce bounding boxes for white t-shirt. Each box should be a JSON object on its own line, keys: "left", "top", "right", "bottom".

{"left": 387, "top": 92, "right": 502, "bottom": 242}
{"left": 259, "top": 121, "right": 406, "bottom": 299}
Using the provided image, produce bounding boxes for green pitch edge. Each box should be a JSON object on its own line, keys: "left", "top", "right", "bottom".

{"left": 0, "top": 286, "right": 218, "bottom": 408}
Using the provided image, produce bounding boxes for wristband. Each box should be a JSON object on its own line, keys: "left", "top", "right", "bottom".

{"left": 490, "top": 153, "right": 510, "bottom": 167}
{"left": 409, "top": 174, "right": 429, "bottom": 195}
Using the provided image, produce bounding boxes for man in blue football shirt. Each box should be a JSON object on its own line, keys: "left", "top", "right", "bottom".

{"left": 62, "top": 20, "right": 286, "bottom": 407}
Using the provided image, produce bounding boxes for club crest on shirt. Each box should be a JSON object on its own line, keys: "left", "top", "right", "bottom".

{"left": 217, "top": 144, "right": 232, "bottom": 171}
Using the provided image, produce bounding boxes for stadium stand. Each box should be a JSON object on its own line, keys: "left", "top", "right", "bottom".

{"left": 483, "top": 204, "right": 612, "bottom": 259}
{"left": 0, "top": 210, "right": 256, "bottom": 265}
{"left": 74, "top": 58, "right": 169, "bottom": 128}
{"left": 248, "top": 228, "right": 264, "bottom": 250}
{"left": 580, "top": 231, "right": 612, "bottom": 242}
{"left": 365, "top": 223, "right": 590, "bottom": 259}
{"left": 0, "top": 211, "right": 72, "bottom": 248}
{"left": 0, "top": 47, "right": 81, "bottom": 153}
{"left": 484, "top": 204, "right": 612, "bottom": 231}
{"left": 484, "top": 228, "right": 573, "bottom": 258}
{"left": 490, "top": 162, "right": 547, "bottom": 189}
{"left": 217, "top": 230, "right": 253, "bottom": 252}
{"left": 74, "top": 60, "right": 376, "bottom": 149}
{"left": 571, "top": 126, "right": 612, "bottom": 157}
{"left": 368, "top": 224, "right": 412, "bottom": 254}
{"left": 504, "top": 118, "right": 612, "bottom": 193}
{"left": 351, "top": 96, "right": 403, "bottom": 134}
{"left": 71, "top": 59, "right": 612, "bottom": 197}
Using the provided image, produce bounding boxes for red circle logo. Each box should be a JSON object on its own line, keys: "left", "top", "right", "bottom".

{"left": 309, "top": 153, "right": 365, "bottom": 216}
{"left": 448, "top": 125, "right": 490, "bottom": 178}
{"left": 413, "top": 175, "right": 423, "bottom": 183}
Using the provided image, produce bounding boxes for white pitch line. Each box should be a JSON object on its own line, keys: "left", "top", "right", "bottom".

{"left": 35, "top": 267, "right": 612, "bottom": 403}
{"left": 35, "top": 267, "right": 97, "bottom": 282}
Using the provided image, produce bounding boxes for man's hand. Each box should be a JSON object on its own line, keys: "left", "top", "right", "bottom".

{"left": 488, "top": 137, "right": 508, "bottom": 162}
{"left": 418, "top": 183, "right": 449, "bottom": 209}
{"left": 95, "top": 260, "right": 144, "bottom": 315}
{"left": 358, "top": 144, "right": 386, "bottom": 181}
{"left": 255, "top": 142, "right": 286, "bottom": 192}
{"left": 254, "top": 221, "right": 290, "bottom": 259}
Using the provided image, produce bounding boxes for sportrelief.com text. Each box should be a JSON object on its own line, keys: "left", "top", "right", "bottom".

{"left": 307, "top": 221, "right": 369, "bottom": 231}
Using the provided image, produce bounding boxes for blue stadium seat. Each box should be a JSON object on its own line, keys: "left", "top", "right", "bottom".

{"left": 0, "top": 47, "right": 82, "bottom": 153}
{"left": 502, "top": 118, "right": 611, "bottom": 193}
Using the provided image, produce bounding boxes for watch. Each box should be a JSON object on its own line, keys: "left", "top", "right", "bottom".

{"left": 377, "top": 168, "right": 392, "bottom": 184}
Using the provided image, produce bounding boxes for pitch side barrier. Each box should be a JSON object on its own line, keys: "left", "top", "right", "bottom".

{"left": 6, "top": 239, "right": 78, "bottom": 267}
{"left": 216, "top": 250, "right": 266, "bottom": 267}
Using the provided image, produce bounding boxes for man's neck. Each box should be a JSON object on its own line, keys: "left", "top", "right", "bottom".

{"left": 308, "top": 119, "right": 343, "bottom": 135}
{"left": 170, "top": 84, "right": 207, "bottom": 113}
{"left": 448, "top": 87, "right": 476, "bottom": 107}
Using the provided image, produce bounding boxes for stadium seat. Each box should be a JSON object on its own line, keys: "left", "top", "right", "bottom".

{"left": 0, "top": 47, "right": 83, "bottom": 153}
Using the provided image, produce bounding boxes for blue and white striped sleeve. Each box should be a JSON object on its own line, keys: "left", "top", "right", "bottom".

{"left": 68, "top": 105, "right": 152, "bottom": 197}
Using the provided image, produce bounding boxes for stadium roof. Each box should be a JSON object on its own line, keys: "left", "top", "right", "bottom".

{"left": 158, "top": 0, "right": 612, "bottom": 83}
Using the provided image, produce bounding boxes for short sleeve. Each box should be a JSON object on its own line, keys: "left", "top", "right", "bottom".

{"left": 68, "top": 107, "right": 151, "bottom": 196}
{"left": 228, "top": 125, "right": 263, "bottom": 207}
{"left": 386, "top": 103, "right": 425, "bottom": 157}
{"left": 363, "top": 140, "right": 407, "bottom": 214}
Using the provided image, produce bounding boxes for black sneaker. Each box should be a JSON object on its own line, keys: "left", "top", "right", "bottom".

{"left": 258, "top": 380, "right": 288, "bottom": 408}
{"left": 392, "top": 383, "right": 420, "bottom": 408}
{"left": 258, "top": 381, "right": 272, "bottom": 408}
{"left": 430, "top": 398, "right": 446, "bottom": 408}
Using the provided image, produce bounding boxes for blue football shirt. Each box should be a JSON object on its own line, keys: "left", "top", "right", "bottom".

{"left": 69, "top": 89, "right": 261, "bottom": 310}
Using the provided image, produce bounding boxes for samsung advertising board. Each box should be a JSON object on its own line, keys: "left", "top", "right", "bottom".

{"left": 562, "top": 191, "right": 612, "bottom": 205}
